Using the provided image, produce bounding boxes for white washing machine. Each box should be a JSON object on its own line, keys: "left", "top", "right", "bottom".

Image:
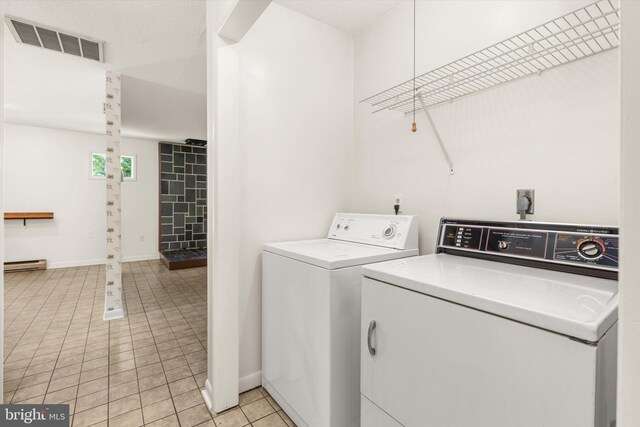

{"left": 361, "top": 218, "right": 618, "bottom": 427}
{"left": 262, "top": 213, "right": 419, "bottom": 427}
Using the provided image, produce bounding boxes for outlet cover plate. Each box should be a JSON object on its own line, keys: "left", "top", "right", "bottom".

{"left": 516, "top": 189, "right": 535, "bottom": 214}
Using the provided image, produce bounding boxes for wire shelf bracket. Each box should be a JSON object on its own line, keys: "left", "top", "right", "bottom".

{"left": 360, "top": 0, "right": 620, "bottom": 173}
{"left": 417, "top": 93, "right": 455, "bottom": 174}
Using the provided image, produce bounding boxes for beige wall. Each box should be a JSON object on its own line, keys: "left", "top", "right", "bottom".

{"left": 354, "top": 0, "right": 619, "bottom": 254}
{"left": 214, "top": 1, "right": 354, "bottom": 393}
{"left": 0, "top": 0, "right": 5, "bottom": 398}
{"left": 619, "top": 1, "right": 640, "bottom": 424}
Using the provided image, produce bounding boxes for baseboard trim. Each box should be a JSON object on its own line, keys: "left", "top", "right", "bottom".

{"left": 202, "top": 379, "right": 214, "bottom": 410}
{"left": 103, "top": 307, "right": 124, "bottom": 321}
{"left": 48, "top": 259, "right": 106, "bottom": 269}
{"left": 239, "top": 370, "right": 262, "bottom": 393}
{"left": 45, "top": 254, "right": 159, "bottom": 269}
{"left": 122, "top": 254, "right": 160, "bottom": 262}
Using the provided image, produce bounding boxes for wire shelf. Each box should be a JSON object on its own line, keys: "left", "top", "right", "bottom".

{"left": 361, "top": 0, "right": 620, "bottom": 115}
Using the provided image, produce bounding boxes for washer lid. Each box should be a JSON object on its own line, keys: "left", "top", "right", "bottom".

{"left": 264, "top": 239, "right": 418, "bottom": 270}
{"left": 362, "top": 254, "right": 618, "bottom": 342}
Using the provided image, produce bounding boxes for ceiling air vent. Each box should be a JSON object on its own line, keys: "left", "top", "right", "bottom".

{"left": 5, "top": 16, "right": 104, "bottom": 62}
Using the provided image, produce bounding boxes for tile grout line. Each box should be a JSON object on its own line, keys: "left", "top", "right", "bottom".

{"left": 11, "top": 268, "right": 82, "bottom": 402}
{"left": 238, "top": 391, "right": 282, "bottom": 427}
{"left": 4, "top": 261, "right": 236, "bottom": 427}
{"left": 129, "top": 260, "right": 184, "bottom": 427}
{"left": 4, "top": 269, "right": 64, "bottom": 363}
{"left": 68, "top": 265, "right": 100, "bottom": 422}
{"left": 142, "top": 258, "right": 209, "bottom": 425}
{"left": 143, "top": 261, "right": 205, "bottom": 350}
{"left": 118, "top": 261, "right": 147, "bottom": 426}
{"left": 3, "top": 269, "right": 46, "bottom": 331}
{"left": 40, "top": 266, "right": 92, "bottom": 404}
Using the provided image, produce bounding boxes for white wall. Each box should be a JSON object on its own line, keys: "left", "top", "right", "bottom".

{"left": 618, "top": 1, "right": 640, "bottom": 424}
{"left": 3, "top": 124, "right": 159, "bottom": 268}
{"left": 354, "top": 0, "right": 620, "bottom": 254}
{"left": 216, "top": 2, "right": 354, "bottom": 389}
{"left": 1, "top": 0, "right": 5, "bottom": 397}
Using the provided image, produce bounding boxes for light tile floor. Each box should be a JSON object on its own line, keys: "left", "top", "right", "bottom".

{"left": 3, "top": 261, "right": 295, "bottom": 427}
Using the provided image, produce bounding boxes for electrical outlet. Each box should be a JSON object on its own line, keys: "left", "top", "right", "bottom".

{"left": 516, "top": 189, "right": 535, "bottom": 216}
{"left": 139, "top": 235, "right": 145, "bottom": 242}
{"left": 394, "top": 194, "right": 403, "bottom": 214}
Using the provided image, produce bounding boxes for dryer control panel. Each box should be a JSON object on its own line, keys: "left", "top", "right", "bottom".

{"left": 328, "top": 213, "right": 419, "bottom": 250}
{"left": 437, "top": 218, "right": 618, "bottom": 279}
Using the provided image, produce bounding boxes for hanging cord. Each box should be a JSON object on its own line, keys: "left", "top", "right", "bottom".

{"left": 411, "top": 0, "right": 417, "bottom": 133}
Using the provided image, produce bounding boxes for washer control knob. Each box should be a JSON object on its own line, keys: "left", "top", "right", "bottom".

{"left": 383, "top": 225, "right": 396, "bottom": 239}
{"left": 344, "top": 225, "right": 350, "bottom": 231}
{"left": 498, "top": 240, "right": 509, "bottom": 251}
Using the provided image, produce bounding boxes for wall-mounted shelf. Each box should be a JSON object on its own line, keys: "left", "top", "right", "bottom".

{"left": 360, "top": 0, "right": 619, "bottom": 175}
{"left": 4, "top": 212, "right": 54, "bottom": 226}
{"left": 361, "top": 0, "right": 619, "bottom": 115}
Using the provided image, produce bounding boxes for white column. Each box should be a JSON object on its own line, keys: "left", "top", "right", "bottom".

{"left": 104, "top": 71, "right": 124, "bottom": 321}
{"left": 619, "top": 1, "right": 640, "bottom": 425}
{"left": 0, "top": 0, "right": 5, "bottom": 397}
{"left": 203, "top": 0, "right": 255, "bottom": 413}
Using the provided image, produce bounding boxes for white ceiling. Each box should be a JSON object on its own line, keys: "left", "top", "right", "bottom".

{"left": 3, "top": 0, "right": 206, "bottom": 94}
{"left": 274, "top": 0, "right": 403, "bottom": 34}
{"left": 3, "top": 0, "right": 402, "bottom": 140}
{"left": 3, "top": 0, "right": 206, "bottom": 141}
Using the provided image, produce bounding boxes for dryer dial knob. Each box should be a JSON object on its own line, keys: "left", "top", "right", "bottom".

{"left": 578, "top": 240, "right": 604, "bottom": 259}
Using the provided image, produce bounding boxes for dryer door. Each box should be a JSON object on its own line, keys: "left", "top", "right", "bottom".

{"left": 361, "top": 277, "right": 600, "bottom": 427}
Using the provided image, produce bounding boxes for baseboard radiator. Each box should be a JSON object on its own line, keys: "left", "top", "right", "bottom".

{"left": 4, "top": 259, "right": 47, "bottom": 272}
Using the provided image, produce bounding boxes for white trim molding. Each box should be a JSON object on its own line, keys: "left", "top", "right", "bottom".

{"left": 122, "top": 254, "right": 159, "bottom": 263}
{"left": 201, "top": 379, "right": 214, "bottom": 410}
{"left": 0, "top": 0, "right": 6, "bottom": 398}
{"left": 48, "top": 259, "right": 107, "bottom": 270}
{"left": 205, "top": 0, "right": 251, "bottom": 414}
{"left": 239, "top": 371, "right": 262, "bottom": 394}
{"left": 103, "top": 307, "right": 124, "bottom": 321}
{"left": 46, "top": 254, "right": 159, "bottom": 270}
{"left": 619, "top": 1, "right": 640, "bottom": 424}
{"left": 218, "top": 0, "right": 271, "bottom": 43}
